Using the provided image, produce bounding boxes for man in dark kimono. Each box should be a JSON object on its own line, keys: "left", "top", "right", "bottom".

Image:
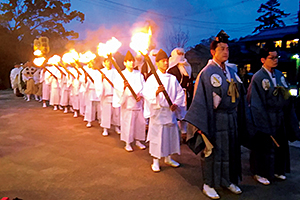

{"left": 247, "top": 43, "right": 300, "bottom": 185}
{"left": 184, "top": 30, "right": 243, "bottom": 199}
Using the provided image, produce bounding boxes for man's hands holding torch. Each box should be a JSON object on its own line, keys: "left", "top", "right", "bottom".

{"left": 124, "top": 80, "right": 142, "bottom": 102}
{"left": 156, "top": 85, "right": 165, "bottom": 96}
{"left": 156, "top": 85, "right": 177, "bottom": 111}
{"left": 124, "top": 80, "right": 130, "bottom": 91}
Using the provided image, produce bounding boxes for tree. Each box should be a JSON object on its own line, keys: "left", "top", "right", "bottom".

{"left": 0, "top": 0, "right": 84, "bottom": 89}
{"left": 163, "top": 26, "right": 189, "bottom": 53}
{"left": 0, "top": 0, "right": 84, "bottom": 42}
{"left": 253, "top": 0, "right": 290, "bottom": 33}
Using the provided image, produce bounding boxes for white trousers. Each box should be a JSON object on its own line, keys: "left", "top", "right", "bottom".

{"left": 84, "top": 100, "right": 101, "bottom": 122}
{"left": 120, "top": 108, "right": 145, "bottom": 144}
{"left": 100, "top": 101, "right": 120, "bottom": 129}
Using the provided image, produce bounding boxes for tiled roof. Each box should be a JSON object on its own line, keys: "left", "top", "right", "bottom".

{"left": 240, "top": 25, "right": 299, "bottom": 42}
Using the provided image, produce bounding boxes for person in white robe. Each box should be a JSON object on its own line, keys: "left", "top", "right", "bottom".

{"left": 97, "top": 58, "right": 121, "bottom": 136}
{"left": 17, "top": 64, "right": 26, "bottom": 98}
{"left": 59, "top": 66, "right": 72, "bottom": 113}
{"left": 46, "top": 65, "right": 61, "bottom": 110}
{"left": 83, "top": 63, "right": 102, "bottom": 128}
{"left": 33, "top": 68, "right": 42, "bottom": 101}
{"left": 143, "top": 49, "right": 185, "bottom": 172}
{"left": 10, "top": 64, "right": 22, "bottom": 95}
{"left": 78, "top": 66, "right": 86, "bottom": 117}
{"left": 115, "top": 51, "right": 146, "bottom": 152}
{"left": 69, "top": 65, "right": 81, "bottom": 117}
{"left": 40, "top": 66, "right": 52, "bottom": 107}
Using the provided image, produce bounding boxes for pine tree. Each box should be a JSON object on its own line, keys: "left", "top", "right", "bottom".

{"left": 253, "top": 0, "right": 290, "bottom": 33}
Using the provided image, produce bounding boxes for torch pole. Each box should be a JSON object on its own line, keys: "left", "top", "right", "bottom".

{"left": 97, "top": 69, "right": 114, "bottom": 88}
{"left": 53, "top": 64, "right": 66, "bottom": 76}
{"left": 71, "top": 64, "right": 82, "bottom": 76}
{"left": 75, "top": 61, "right": 94, "bottom": 84}
{"left": 58, "top": 63, "right": 76, "bottom": 79}
{"left": 141, "top": 52, "right": 173, "bottom": 107}
{"left": 107, "top": 54, "right": 137, "bottom": 100}
{"left": 41, "top": 65, "right": 58, "bottom": 80}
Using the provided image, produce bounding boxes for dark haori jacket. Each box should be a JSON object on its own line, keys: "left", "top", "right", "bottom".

{"left": 167, "top": 64, "right": 194, "bottom": 109}
{"left": 184, "top": 60, "right": 246, "bottom": 184}
{"left": 246, "top": 67, "right": 300, "bottom": 145}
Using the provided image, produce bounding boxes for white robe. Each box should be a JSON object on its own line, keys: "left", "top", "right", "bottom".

{"left": 46, "top": 66, "right": 61, "bottom": 105}
{"left": 40, "top": 68, "right": 51, "bottom": 101}
{"left": 17, "top": 67, "right": 25, "bottom": 94}
{"left": 59, "top": 67, "right": 71, "bottom": 106}
{"left": 115, "top": 69, "right": 145, "bottom": 143}
{"left": 78, "top": 68, "right": 86, "bottom": 116}
{"left": 83, "top": 67, "right": 102, "bottom": 122}
{"left": 69, "top": 67, "right": 81, "bottom": 110}
{"left": 10, "top": 67, "right": 21, "bottom": 90}
{"left": 98, "top": 68, "right": 121, "bottom": 129}
{"left": 143, "top": 70, "right": 185, "bottom": 159}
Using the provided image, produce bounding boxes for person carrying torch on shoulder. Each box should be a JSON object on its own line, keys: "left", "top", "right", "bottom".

{"left": 114, "top": 50, "right": 146, "bottom": 152}
{"left": 59, "top": 63, "right": 72, "bottom": 114}
{"left": 68, "top": 63, "right": 81, "bottom": 118}
{"left": 143, "top": 49, "right": 185, "bottom": 172}
{"left": 98, "top": 57, "right": 121, "bottom": 136}
{"left": 82, "top": 59, "right": 102, "bottom": 128}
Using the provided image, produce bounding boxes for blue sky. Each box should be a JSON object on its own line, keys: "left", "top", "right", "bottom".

{"left": 65, "top": 0, "right": 299, "bottom": 53}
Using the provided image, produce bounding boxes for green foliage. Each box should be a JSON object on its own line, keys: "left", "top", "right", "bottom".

{"left": 0, "top": 0, "right": 85, "bottom": 89}
{"left": 253, "top": 0, "right": 290, "bottom": 33}
{"left": 0, "top": 0, "right": 84, "bottom": 41}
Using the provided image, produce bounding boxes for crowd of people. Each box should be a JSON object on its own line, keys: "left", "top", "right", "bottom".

{"left": 9, "top": 30, "right": 300, "bottom": 199}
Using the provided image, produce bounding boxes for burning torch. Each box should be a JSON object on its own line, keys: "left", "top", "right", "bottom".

{"left": 33, "top": 57, "right": 58, "bottom": 80}
{"left": 130, "top": 27, "right": 173, "bottom": 106}
{"left": 97, "top": 37, "right": 137, "bottom": 100}
{"left": 63, "top": 49, "right": 94, "bottom": 83}
{"left": 79, "top": 51, "right": 114, "bottom": 88}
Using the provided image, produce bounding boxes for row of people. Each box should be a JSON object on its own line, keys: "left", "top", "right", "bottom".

{"left": 33, "top": 49, "right": 190, "bottom": 174}
{"left": 11, "top": 30, "right": 299, "bottom": 199}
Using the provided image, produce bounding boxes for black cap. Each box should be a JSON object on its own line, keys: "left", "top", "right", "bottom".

{"left": 216, "top": 30, "right": 229, "bottom": 43}
{"left": 124, "top": 51, "right": 135, "bottom": 62}
{"left": 155, "top": 49, "right": 168, "bottom": 62}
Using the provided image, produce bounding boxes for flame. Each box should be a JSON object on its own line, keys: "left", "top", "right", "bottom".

{"left": 79, "top": 51, "right": 96, "bottom": 64}
{"left": 130, "top": 27, "right": 152, "bottom": 55}
{"left": 33, "top": 57, "right": 46, "bottom": 67}
{"left": 97, "top": 37, "right": 122, "bottom": 57}
{"left": 47, "top": 55, "right": 61, "bottom": 65}
{"left": 34, "top": 50, "right": 43, "bottom": 57}
{"left": 62, "top": 49, "right": 79, "bottom": 64}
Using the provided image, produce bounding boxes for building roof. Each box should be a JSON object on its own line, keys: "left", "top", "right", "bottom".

{"left": 240, "top": 25, "right": 299, "bottom": 42}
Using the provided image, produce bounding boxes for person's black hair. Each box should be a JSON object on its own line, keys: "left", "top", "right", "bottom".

{"left": 259, "top": 42, "right": 277, "bottom": 59}
{"left": 210, "top": 40, "right": 219, "bottom": 51}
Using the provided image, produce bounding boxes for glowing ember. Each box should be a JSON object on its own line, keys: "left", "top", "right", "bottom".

{"left": 97, "top": 37, "right": 122, "bottom": 57}
{"left": 33, "top": 57, "right": 46, "bottom": 67}
{"left": 62, "top": 49, "right": 79, "bottom": 64}
{"left": 79, "top": 51, "right": 96, "bottom": 64}
{"left": 48, "top": 55, "right": 61, "bottom": 65}
{"left": 34, "top": 50, "right": 43, "bottom": 57}
{"left": 130, "top": 27, "right": 152, "bottom": 55}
